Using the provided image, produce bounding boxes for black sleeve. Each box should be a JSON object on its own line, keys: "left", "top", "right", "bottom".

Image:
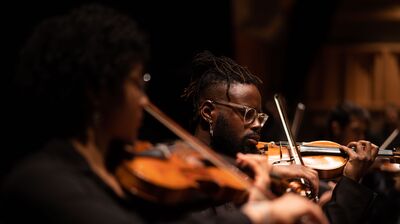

{"left": 323, "top": 176, "right": 377, "bottom": 224}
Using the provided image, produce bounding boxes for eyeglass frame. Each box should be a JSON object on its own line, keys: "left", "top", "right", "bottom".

{"left": 206, "top": 99, "right": 268, "bottom": 127}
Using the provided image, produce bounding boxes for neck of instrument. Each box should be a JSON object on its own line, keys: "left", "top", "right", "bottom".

{"left": 299, "top": 145, "right": 396, "bottom": 157}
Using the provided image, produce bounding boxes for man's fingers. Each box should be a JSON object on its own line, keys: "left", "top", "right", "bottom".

{"left": 271, "top": 165, "right": 319, "bottom": 195}
{"left": 304, "top": 168, "right": 320, "bottom": 194}
{"left": 370, "top": 143, "right": 379, "bottom": 160}
{"left": 237, "top": 154, "right": 260, "bottom": 172}
{"left": 340, "top": 144, "right": 357, "bottom": 158}
{"left": 236, "top": 153, "right": 271, "bottom": 187}
{"left": 237, "top": 153, "right": 269, "bottom": 170}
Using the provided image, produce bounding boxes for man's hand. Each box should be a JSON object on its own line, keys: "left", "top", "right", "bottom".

{"left": 236, "top": 153, "right": 271, "bottom": 201}
{"left": 271, "top": 164, "right": 320, "bottom": 195}
{"left": 340, "top": 140, "right": 378, "bottom": 182}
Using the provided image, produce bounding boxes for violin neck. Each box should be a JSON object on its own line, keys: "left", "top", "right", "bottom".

{"left": 299, "top": 145, "right": 400, "bottom": 163}
{"left": 377, "top": 149, "right": 398, "bottom": 157}
{"left": 299, "top": 145, "right": 343, "bottom": 155}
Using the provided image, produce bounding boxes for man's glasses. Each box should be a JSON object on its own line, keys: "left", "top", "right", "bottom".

{"left": 207, "top": 100, "right": 268, "bottom": 127}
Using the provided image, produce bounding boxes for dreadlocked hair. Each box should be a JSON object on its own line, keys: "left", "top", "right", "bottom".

{"left": 182, "top": 51, "right": 263, "bottom": 122}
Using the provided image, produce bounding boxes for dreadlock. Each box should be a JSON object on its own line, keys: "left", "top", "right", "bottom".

{"left": 182, "top": 51, "right": 263, "bottom": 122}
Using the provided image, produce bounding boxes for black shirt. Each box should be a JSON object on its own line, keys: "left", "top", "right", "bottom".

{"left": 323, "top": 176, "right": 378, "bottom": 224}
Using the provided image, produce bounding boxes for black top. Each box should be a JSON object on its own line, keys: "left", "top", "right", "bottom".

{"left": 0, "top": 139, "right": 251, "bottom": 224}
{"left": 323, "top": 176, "right": 378, "bottom": 224}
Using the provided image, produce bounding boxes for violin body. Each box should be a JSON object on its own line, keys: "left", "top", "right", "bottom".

{"left": 259, "top": 140, "right": 400, "bottom": 179}
{"left": 116, "top": 142, "right": 248, "bottom": 205}
{"left": 258, "top": 141, "right": 348, "bottom": 179}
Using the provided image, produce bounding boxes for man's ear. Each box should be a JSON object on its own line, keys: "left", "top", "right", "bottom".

{"left": 199, "top": 100, "right": 215, "bottom": 123}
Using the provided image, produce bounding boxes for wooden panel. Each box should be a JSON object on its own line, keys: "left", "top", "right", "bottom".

{"left": 306, "top": 43, "right": 400, "bottom": 110}
{"left": 383, "top": 52, "right": 400, "bottom": 105}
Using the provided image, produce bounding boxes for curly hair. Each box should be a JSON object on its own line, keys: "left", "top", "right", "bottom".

{"left": 182, "top": 51, "right": 263, "bottom": 122}
{"left": 16, "top": 4, "right": 149, "bottom": 142}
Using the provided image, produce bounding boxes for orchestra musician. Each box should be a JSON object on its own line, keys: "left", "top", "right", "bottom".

{"left": 326, "top": 101, "right": 371, "bottom": 146}
{"left": 182, "top": 51, "right": 379, "bottom": 224}
{"left": 0, "top": 4, "right": 328, "bottom": 224}
{"left": 326, "top": 102, "right": 400, "bottom": 223}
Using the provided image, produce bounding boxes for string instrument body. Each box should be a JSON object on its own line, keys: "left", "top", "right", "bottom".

{"left": 258, "top": 140, "right": 400, "bottom": 179}
{"left": 118, "top": 139, "right": 321, "bottom": 206}
{"left": 116, "top": 142, "right": 248, "bottom": 205}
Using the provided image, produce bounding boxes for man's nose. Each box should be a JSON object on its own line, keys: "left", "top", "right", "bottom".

{"left": 249, "top": 118, "right": 262, "bottom": 131}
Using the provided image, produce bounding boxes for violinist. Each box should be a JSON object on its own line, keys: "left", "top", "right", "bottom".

{"left": 327, "top": 102, "right": 400, "bottom": 224}
{"left": 182, "top": 51, "right": 379, "bottom": 224}
{"left": 327, "top": 101, "right": 371, "bottom": 146}
{"left": 182, "top": 51, "right": 322, "bottom": 214}
{"left": 0, "top": 4, "right": 328, "bottom": 224}
{"left": 182, "top": 51, "right": 321, "bottom": 195}
{"left": 367, "top": 103, "right": 400, "bottom": 224}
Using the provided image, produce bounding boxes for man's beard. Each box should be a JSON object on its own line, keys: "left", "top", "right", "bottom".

{"left": 210, "top": 115, "right": 259, "bottom": 158}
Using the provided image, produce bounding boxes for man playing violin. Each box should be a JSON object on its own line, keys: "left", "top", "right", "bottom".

{"left": 0, "top": 4, "right": 328, "bottom": 224}
{"left": 182, "top": 51, "right": 379, "bottom": 224}
{"left": 327, "top": 102, "right": 400, "bottom": 224}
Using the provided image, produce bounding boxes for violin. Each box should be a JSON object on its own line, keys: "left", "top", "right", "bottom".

{"left": 258, "top": 140, "right": 400, "bottom": 179}
{"left": 116, "top": 141, "right": 248, "bottom": 205}
{"left": 270, "top": 94, "right": 400, "bottom": 183}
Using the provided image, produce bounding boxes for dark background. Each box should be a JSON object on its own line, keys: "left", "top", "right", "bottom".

{"left": 3, "top": 0, "right": 235, "bottom": 137}
{"left": 1, "top": 0, "right": 235, "bottom": 178}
